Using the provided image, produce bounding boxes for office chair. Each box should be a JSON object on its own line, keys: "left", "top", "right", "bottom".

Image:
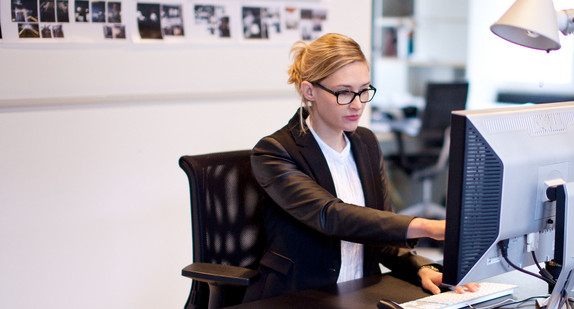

{"left": 179, "top": 150, "right": 266, "bottom": 309}
{"left": 388, "top": 82, "right": 469, "bottom": 219}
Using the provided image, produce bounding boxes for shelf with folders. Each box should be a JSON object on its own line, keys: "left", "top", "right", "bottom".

{"left": 373, "top": 17, "right": 415, "bottom": 60}
{"left": 370, "top": 0, "right": 468, "bottom": 108}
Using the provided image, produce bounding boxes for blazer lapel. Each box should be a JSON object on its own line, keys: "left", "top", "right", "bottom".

{"left": 288, "top": 108, "right": 337, "bottom": 196}
{"left": 286, "top": 108, "right": 381, "bottom": 205}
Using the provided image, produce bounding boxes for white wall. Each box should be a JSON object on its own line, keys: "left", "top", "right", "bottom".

{"left": 0, "top": 98, "right": 295, "bottom": 309}
{"left": 0, "top": 1, "right": 373, "bottom": 308}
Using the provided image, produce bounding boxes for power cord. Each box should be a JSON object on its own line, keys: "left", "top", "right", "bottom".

{"left": 497, "top": 240, "right": 556, "bottom": 286}
{"left": 496, "top": 296, "right": 549, "bottom": 308}
{"left": 497, "top": 240, "right": 574, "bottom": 308}
{"left": 532, "top": 251, "right": 558, "bottom": 286}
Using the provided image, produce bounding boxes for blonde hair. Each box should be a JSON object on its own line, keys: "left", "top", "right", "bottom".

{"left": 287, "top": 33, "right": 368, "bottom": 129}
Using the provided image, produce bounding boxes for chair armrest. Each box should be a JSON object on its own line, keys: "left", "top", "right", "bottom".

{"left": 182, "top": 262, "right": 260, "bottom": 287}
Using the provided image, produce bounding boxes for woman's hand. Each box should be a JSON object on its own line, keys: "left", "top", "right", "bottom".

{"left": 406, "top": 218, "right": 446, "bottom": 240}
{"left": 418, "top": 267, "right": 480, "bottom": 295}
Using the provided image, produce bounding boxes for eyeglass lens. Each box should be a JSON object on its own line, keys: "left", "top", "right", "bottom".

{"left": 338, "top": 88, "right": 376, "bottom": 105}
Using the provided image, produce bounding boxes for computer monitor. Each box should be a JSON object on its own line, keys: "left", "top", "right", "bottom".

{"left": 442, "top": 101, "right": 574, "bottom": 308}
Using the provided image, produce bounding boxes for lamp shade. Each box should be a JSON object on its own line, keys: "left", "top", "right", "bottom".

{"left": 490, "top": 0, "right": 561, "bottom": 51}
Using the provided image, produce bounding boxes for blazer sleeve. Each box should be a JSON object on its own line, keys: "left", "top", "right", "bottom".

{"left": 251, "top": 135, "right": 415, "bottom": 248}
{"left": 353, "top": 128, "right": 439, "bottom": 276}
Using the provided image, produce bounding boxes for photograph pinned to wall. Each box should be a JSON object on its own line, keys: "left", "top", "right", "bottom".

{"left": 103, "top": 24, "right": 126, "bottom": 39}
{"left": 283, "top": 7, "right": 299, "bottom": 41}
{"left": 137, "top": 3, "right": 162, "bottom": 39}
{"left": 56, "top": 0, "right": 70, "bottom": 22}
{"left": 11, "top": 0, "right": 38, "bottom": 23}
{"left": 161, "top": 4, "right": 184, "bottom": 37}
{"left": 91, "top": 1, "right": 105, "bottom": 22}
{"left": 74, "top": 0, "right": 88, "bottom": 22}
{"left": 40, "top": 0, "right": 56, "bottom": 22}
{"left": 240, "top": 4, "right": 281, "bottom": 42}
{"left": 11, "top": 0, "right": 40, "bottom": 38}
{"left": 107, "top": 1, "right": 122, "bottom": 23}
{"left": 135, "top": 1, "right": 185, "bottom": 42}
{"left": 283, "top": 3, "right": 328, "bottom": 42}
{"left": 189, "top": 1, "right": 236, "bottom": 43}
{"left": 299, "top": 7, "right": 327, "bottom": 41}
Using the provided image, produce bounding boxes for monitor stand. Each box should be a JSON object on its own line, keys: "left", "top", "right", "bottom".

{"left": 540, "top": 182, "right": 574, "bottom": 309}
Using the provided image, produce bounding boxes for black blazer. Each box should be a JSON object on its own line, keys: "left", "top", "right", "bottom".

{"left": 244, "top": 108, "right": 434, "bottom": 301}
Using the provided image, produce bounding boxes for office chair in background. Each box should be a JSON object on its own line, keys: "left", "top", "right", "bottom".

{"left": 179, "top": 150, "right": 266, "bottom": 309}
{"left": 388, "top": 82, "right": 469, "bottom": 219}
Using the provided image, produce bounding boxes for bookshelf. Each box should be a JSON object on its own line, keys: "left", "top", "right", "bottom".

{"left": 371, "top": 0, "right": 468, "bottom": 108}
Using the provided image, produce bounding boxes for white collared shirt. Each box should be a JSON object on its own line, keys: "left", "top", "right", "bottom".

{"left": 307, "top": 120, "right": 366, "bottom": 283}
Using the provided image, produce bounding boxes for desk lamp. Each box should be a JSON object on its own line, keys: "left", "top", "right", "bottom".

{"left": 490, "top": 0, "right": 574, "bottom": 52}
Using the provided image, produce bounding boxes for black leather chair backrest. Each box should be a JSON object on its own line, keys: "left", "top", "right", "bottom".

{"left": 419, "top": 82, "right": 469, "bottom": 147}
{"left": 179, "top": 150, "right": 266, "bottom": 309}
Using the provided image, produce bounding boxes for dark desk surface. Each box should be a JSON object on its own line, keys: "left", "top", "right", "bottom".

{"left": 226, "top": 267, "right": 551, "bottom": 309}
{"left": 225, "top": 273, "right": 431, "bottom": 309}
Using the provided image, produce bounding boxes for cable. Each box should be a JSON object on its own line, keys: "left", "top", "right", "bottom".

{"left": 496, "top": 296, "right": 549, "bottom": 308}
{"left": 498, "top": 240, "right": 556, "bottom": 286}
{"left": 472, "top": 297, "right": 515, "bottom": 309}
{"left": 496, "top": 240, "right": 574, "bottom": 308}
{"left": 532, "top": 251, "right": 544, "bottom": 273}
{"left": 558, "top": 289, "right": 570, "bottom": 309}
{"left": 532, "top": 251, "right": 557, "bottom": 285}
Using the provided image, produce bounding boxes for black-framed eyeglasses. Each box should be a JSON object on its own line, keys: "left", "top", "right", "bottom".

{"left": 312, "top": 82, "right": 377, "bottom": 105}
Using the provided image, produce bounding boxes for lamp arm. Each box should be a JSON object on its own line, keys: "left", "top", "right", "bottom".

{"left": 557, "top": 9, "right": 574, "bottom": 36}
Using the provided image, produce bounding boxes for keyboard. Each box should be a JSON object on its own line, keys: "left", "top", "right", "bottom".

{"left": 400, "top": 282, "right": 517, "bottom": 309}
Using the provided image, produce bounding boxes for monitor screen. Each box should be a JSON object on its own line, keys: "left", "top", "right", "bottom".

{"left": 442, "top": 101, "right": 574, "bottom": 286}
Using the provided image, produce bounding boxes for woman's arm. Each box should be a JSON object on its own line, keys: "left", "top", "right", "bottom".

{"left": 406, "top": 218, "right": 446, "bottom": 240}
{"left": 252, "top": 136, "right": 415, "bottom": 246}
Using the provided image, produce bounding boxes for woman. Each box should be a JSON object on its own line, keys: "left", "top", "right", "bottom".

{"left": 245, "top": 33, "right": 475, "bottom": 302}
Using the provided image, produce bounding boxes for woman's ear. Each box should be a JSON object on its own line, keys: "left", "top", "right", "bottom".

{"left": 300, "top": 81, "right": 315, "bottom": 102}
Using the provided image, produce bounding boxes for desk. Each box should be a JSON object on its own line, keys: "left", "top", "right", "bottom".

{"left": 226, "top": 267, "right": 551, "bottom": 309}
{"left": 225, "top": 273, "right": 431, "bottom": 309}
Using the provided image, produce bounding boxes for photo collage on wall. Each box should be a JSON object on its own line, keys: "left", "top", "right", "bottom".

{"left": 135, "top": 1, "right": 329, "bottom": 44}
{"left": 5, "top": 0, "right": 127, "bottom": 41}
{"left": 135, "top": 1, "right": 328, "bottom": 44}
{"left": 11, "top": 0, "right": 69, "bottom": 38}
{"left": 74, "top": 0, "right": 126, "bottom": 39}
{"left": 0, "top": 0, "right": 329, "bottom": 44}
